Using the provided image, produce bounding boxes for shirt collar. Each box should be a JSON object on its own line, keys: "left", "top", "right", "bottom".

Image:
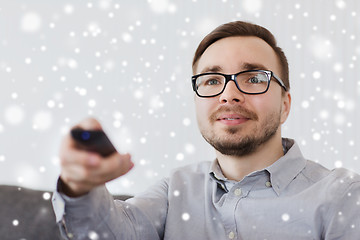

{"left": 209, "top": 159, "right": 229, "bottom": 191}
{"left": 210, "top": 159, "right": 227, "bottom": 181}
{"left": 209, "top": 138, "right": 307, "bottom": 196}
{"left": 266, "top": 138, "right": 306, "bottom": 195}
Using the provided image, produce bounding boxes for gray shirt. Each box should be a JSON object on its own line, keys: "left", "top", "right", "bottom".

{"left": 52, "top": 138, "right": 360, "bottom": 240}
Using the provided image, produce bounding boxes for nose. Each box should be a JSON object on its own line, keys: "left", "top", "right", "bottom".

{"left": 219, "top": 80, "right": 245, "bottom": 104}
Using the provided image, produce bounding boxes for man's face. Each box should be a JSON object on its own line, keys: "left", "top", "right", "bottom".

{"left": 194, "top": 36, "right": 291, "bottom": 156}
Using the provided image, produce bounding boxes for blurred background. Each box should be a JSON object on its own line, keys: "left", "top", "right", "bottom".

{"left": 0, "top": 0, "right": 359, "bottom": 195}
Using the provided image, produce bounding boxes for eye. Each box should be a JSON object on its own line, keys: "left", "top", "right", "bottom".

{"left": 197, "top": 75, "right": 224, "bottom": 87}
{"left": 249, "top": 76, "right": 261, "bottom": 84}
{"left": 247, "top": 73, "right": 267, "bottom": 84}
{"left": 205, "top": 78, "right": 221, "bottom": 85}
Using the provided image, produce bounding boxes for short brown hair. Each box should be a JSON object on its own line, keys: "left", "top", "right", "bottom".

{"left": 192, "top": 21, "right": 290, "bottom": 91}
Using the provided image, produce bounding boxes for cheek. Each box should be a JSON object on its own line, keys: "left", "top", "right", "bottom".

{"left": 195, "top": 98, "right": 215, "bottom": 123}
{"left": 195, "top": 99, "right": 206, "bottom": 120}
{"left": 249, "top": 94, "right": 281, "bottom": 119}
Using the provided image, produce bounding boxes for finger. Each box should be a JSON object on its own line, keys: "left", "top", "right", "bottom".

{"left": 59, "top": 153, "right": 134, "bottom": 196}
{"left": 61, "top": 148, "right": 102, "bottom": 168}
{"left": 61, "top": 152, "right": 133, "bottom": 185}
{"left": 61, "top": 163, "right": 94, "bottom": 182}
{"left": 89, "top": 153, "right": 134, "bottom": 184}
{"left": 62, "top": 118, "right": 104, "bottom": 152}
{"left": 60, "top": 162, "right": 105, "bottom": 195}
{"left": 73, "top": 118, "right": 103, "bottom": 131}
{"left": 59, "top": 175, "right": 96, "bottom": 197}
{"left": 60, "top": 133, "right": 102, "bottom": 167}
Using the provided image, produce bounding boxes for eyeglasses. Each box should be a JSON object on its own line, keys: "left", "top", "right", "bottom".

{"left": 191, "top": 70, "right": 287, "bottom": 98}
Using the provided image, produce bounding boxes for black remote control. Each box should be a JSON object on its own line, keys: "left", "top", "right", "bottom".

{"left": 70, "top": 128, "right": 117, "bottom": 157}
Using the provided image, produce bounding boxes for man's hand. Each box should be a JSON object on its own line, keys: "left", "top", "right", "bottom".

{"left": 59, "top": 118, "right": 134, "bottom": 197}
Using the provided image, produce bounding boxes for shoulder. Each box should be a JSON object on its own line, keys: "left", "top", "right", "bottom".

{"left": 323, "top": 167, "right": 360, "bottom": 188}
{"left": 300, "top": 160, "right": 330, "bottom": 182}
{"left": 166, "top": 161, "right": 212, "bottom": 185}
{"left": 300, "top": 160, "right": 360, "bottom": 196}
{"left": 303, "top": 160, "right": 359, "bottom": 181}
{"left": 327, "top": 168, "right": 360, "bottom": 194}
{"left": 321, "top": 169, "right": 360, "bottom": 234}
{"left": 141, "top": 161, "right": 212, "bottom": 193}
{"left": 312, "top": 164, "right": 360, "bottom": 197}
{"left": 170, "top": 161, "right": 212, "bottom": 177}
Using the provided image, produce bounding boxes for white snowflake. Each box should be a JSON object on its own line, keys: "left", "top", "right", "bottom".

{"left": 63, "top": 4, "right": 74, "bottom": 14}
{"left": 32, "top": 111, "right": 53, "bottom": 131}
{"left": 182, "top": 118, "right": 191, "bottom": 126}
{"left": 21, "top": 12, "right": 42, "bottom": 32}
{"left": 4, "top": 105, "right": 25, "bottom": 125}
{"left": 281, "top": 213, "right": 290, "bottom": 222}
{"left": 309, "top": 35, "right": 334, "bottom": 60}
{"left": 88, "top": 230, "right": 99, "bottom": 240}
{"left": 312, "top": 132, "right": 321, "bottom": 141}
{"left": 182, "top": 212, "right": 190, "bottom": 221}
{"left": 12, "top": 219, "right": 19, "bottom": 226}
{"left": 241, "top": 0, "right": 262, "bottom": 14}
{"left": 122, "top": 32, "right": 133, "bottom": 43}
{"left": 43, "top": 192, "right": 51, "bottom": 200}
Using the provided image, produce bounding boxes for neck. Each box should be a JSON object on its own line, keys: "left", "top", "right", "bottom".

{"left": 216, "top": 133, "right": 284, "bottom": 182}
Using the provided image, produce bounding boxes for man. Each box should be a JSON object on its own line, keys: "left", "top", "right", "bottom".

{"left": 52, "top": 21, "right": 360, "bottom": 240}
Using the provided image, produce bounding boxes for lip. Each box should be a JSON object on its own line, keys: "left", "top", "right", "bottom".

{"left": 217, "top": 114, "right": 250, "bottom": 126}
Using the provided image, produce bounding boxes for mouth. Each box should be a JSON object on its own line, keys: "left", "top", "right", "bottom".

{"left": 209, "top": 105, "right": 258, "bottom": 127}
{"left": 217, "top": 114, "right": 250, "bottom": 126}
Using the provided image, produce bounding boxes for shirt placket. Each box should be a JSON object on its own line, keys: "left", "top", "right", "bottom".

{"left": 220, "top": 171, "right": 273, "bottom": 240}
{"left": 219, "top": 185, "right": 250, "bottom": 240}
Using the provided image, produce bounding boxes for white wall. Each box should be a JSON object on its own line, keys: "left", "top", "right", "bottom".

{"left": 0, "top": 0, "right": 359, "bottom": 195}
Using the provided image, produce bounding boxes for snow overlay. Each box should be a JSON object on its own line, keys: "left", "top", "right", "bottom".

{"left": 0, "top": 1, "right": 359, "bottom": 196}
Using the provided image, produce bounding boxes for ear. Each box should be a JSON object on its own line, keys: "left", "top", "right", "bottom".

{"left": 280, "top": 92, "right": 291, "bottom": 124}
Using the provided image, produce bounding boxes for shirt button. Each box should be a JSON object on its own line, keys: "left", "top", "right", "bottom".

{"left": 234, "top": 188, "right": 242, "bottom": 196}
{"left": 228, "top": 231, "right": 235, "bottom": 239}
{"left": 265, "top": 181, "right": 272, "bottom": 187}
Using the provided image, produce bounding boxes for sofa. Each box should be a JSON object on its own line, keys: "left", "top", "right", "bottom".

{"left": 0, "top": 185, "right": 131, "bottom": 240}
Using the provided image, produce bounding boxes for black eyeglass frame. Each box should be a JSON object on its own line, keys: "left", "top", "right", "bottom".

{"left": 191, "top": 69, "right": 288, "bottom": 98}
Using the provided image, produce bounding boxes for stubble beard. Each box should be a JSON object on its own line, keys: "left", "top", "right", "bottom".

{"left": 200, "top": 107, "right": 281, "bottom": 157}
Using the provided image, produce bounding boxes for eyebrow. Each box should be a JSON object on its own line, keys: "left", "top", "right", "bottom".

{"left": 199, "top": 65, "right": 223, "bottom": 74}
{"left": 241, "top": 62, "right": 269, "bottom": 71}
{"left": 199, "top": 62, "right": 270, "bottom": 74}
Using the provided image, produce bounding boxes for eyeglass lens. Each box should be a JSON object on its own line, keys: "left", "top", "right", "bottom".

{"left": 195, "top": 71, "right": 270, "bottom": 96}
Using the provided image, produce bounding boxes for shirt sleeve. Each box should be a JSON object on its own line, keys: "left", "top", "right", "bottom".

{"left": 52, "top": 179, "right": 169, "bottom": 240}
{"left": 323, "top": 178, "right": 360, "bottom": 239}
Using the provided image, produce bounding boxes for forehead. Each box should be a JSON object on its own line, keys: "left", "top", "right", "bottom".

{"left": 195, "top": 36, "right": 280, "bottom": 75}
